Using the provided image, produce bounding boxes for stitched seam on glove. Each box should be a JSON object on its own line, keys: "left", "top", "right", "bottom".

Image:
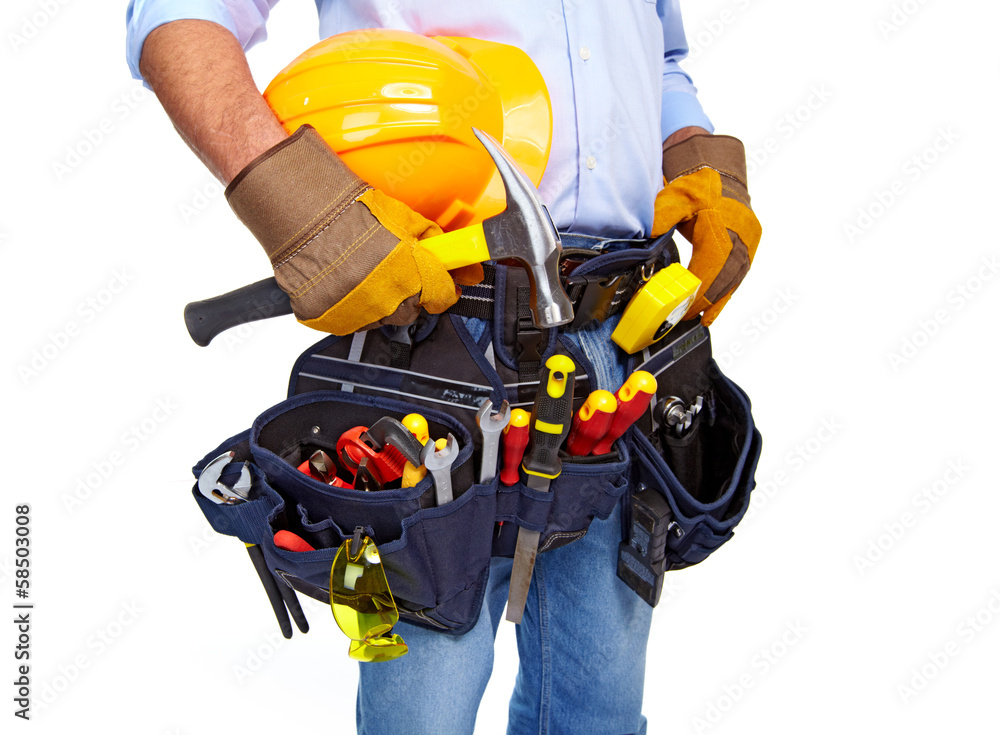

{"left": 705, "top": 230, "right": 750, "bottom": 303}
{"left": 360, "top": 189, "right": 430, "bottom": 244}
{"left": 720, "top": 178, "right": 751, "bottom": 208}
{"left": 288, "top": 220, "right": 383, "bottom": 299}
{"left": 271, "top": 181, "right": 370, "bottom": 267}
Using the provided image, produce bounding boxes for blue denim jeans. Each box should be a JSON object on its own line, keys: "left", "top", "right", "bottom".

{"left": 357, "top": 504, "right": 652, "bottom": 735}
{"left": 357, "top": 234, "right": 651, "bottom": 734}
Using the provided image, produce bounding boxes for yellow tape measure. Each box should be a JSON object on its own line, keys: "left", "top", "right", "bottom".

{"left": 611, "top": 264, "right": 701, "bottom": 354}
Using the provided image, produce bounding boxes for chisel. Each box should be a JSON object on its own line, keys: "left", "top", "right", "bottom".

{"left": 506, "top": 354, "right": 576, "bottom": 623}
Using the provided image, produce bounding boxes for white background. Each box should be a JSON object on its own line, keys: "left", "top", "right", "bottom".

{"left": 3, "top": 0, "right": 998, "bottom": 733}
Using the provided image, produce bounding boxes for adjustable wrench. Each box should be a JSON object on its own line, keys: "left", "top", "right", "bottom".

{"left": 475, "top": 399, "right": 510, "bottom": 484}
{"left": 421, "top": 434, "right": 458, "bottom": 506}
{"left": 197, "top": 452, "right": 308, "bottom": 638}
{"left": 198, "top": 451, "right": 251, "bottom": 505}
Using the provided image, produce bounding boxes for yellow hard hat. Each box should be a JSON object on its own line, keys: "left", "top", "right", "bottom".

{"left": 264, "top": 29, "right": 552, "bottom": 231}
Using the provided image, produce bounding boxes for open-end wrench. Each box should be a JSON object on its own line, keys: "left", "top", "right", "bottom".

{"left": 475, "top": 399, "right": 511, "bottom": 484}
{"left": 197, "top": 452, "right": 308, "bottom": 638}
{"left": 421, "top": 434, "right": 458, "bottom": 506}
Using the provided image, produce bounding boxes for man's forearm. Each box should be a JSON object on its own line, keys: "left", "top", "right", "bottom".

{"left": 139, "top": 20, "right": 287, "bottom": 183}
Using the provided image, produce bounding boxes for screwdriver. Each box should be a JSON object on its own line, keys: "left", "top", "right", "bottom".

{"left": 591, "top": 370, "right": 657, "bottom": 456}
{"left": 506, "top": 354, "right": 576, "bottom": 624}
{"left": 566, "top": 390, "right": 617, "bottom": 456}
{"left": 500, "top": 409, "right": 531, "bottom": 486}
{"left": 274, "top": 530, "right": 316, "bottom": 553}
{"left": 401, "top": 413, "right": 429, "bottom": 488}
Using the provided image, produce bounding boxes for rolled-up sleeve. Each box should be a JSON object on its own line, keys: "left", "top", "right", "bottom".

{"left": 658, "top": 0, "right": 713, "bottom": 139}
{"left": 125, "top": 0, "right": 279, "bottom": 84}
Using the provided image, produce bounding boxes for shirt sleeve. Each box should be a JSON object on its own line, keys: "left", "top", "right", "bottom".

{"left": 125, "top": 0, "right": 279, "bottom": 85}
{"left": 658, "top": 0, "right": 714, "bottom": 140}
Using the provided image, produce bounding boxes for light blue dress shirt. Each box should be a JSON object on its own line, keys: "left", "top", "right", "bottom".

{"left": 126, "top": 0, "right": 712, "bottom": 238}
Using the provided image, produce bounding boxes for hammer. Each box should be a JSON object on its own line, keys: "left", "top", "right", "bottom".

{"left": 183, "top": 128, "right": 574, "bottom": 346}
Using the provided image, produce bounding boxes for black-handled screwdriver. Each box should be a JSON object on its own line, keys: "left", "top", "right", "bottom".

{"left": 505, "top": 354, "right": 576, "bottom": 623}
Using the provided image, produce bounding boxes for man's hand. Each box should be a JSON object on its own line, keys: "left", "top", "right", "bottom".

{"left": 653, "top": 131, "right": 761, "bottom": 325}
{"left": 140, "top": 21, "right": 478, "bottom": 334}
{"left": 226, "top": 126, "right": 478, "bottom": 334}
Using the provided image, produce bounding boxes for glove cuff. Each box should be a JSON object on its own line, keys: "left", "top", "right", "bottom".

{"left": 662, "top": 134, "right": 750, "bottom": 207}
{"left": 226, "top": 125, "right": 373, "bottom": 266}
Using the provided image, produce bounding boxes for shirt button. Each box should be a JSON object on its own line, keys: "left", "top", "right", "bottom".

{"left": 579, "top": 46, "right": 591, "bottom": 61}
{"left": 586, "top": 156, "right": 597, "bottom": 170}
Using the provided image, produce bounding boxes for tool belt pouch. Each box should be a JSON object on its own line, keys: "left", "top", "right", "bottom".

{"left": 629, "top": 321, "right": 762, "bottom": 570}
{"left": 193, "top": 390, "right": 497, "bottom": 635}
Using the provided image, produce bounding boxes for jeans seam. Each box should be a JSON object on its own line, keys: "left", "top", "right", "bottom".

{"left": 536, "top": 559, "right": 551, "bottom": 735}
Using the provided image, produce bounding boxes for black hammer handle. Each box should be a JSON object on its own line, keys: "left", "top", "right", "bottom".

{"left": 183, "top": 277, "right": 292, "bottom": 346}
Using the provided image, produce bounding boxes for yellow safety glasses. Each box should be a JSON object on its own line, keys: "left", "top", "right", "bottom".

{"left": 329, "top": 532, "right": 408, "bottom": 662}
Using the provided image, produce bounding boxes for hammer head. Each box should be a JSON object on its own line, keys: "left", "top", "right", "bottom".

{"left": 474, "top": 129, "right": 574, "bottom": 329}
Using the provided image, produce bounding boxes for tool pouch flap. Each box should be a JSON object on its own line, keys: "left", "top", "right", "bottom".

{"left": 286, "top": 314, "right": 505, "bottom": 440}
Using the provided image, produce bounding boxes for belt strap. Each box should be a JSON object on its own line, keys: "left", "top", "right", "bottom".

{"left": 449, "top": 259, "right": 654, "bottom": 331}
{"left": 448, "top": 264, "right": 497, "bottom": 320}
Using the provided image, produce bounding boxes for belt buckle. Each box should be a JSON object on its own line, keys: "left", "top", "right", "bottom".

{"left": 565, "top": 273, "right": 626, "bottom": 330}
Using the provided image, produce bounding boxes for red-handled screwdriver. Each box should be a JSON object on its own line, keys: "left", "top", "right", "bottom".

{"left": 566, "top": 390, "right": 617, "bottom": 456}
{"left": 591, "top": 370, "right": 657, "bottom": 455}
{"left": 499, "top": 409, "right": 531, "bottom": 486}
{"left": 274, "top": 530, "right": 316, "bottom": 553}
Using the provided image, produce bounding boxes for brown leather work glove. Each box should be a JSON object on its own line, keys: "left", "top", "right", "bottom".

{"left": 652, "top": 135, "right": 761, "bottom": 326}
{"left": 226, "top": 125, "right": 482, "bottom": 335}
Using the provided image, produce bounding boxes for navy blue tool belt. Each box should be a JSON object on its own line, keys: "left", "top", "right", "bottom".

{"left": 192, "top": 232, "right": 762, "bottom": 635}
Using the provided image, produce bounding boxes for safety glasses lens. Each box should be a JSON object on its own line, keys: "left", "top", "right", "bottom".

{"left": 330, "top": 536, "right": 402, "bottom": 643}
{"left": 348, "top": 634, "right": 409, "bottom": 663}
